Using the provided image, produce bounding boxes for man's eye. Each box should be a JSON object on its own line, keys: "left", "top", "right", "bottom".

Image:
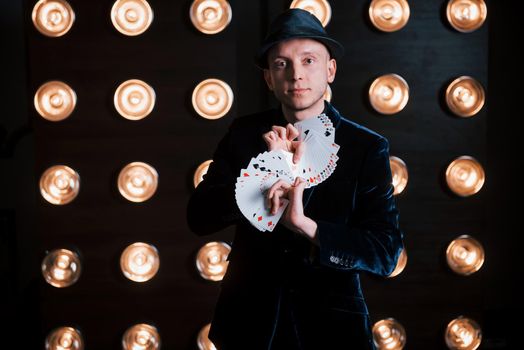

{"left": 305, "top": 58, "right": 314, "bottom": 64}
{"left": 274, "top": 61, "right": 286, "bottom": 68}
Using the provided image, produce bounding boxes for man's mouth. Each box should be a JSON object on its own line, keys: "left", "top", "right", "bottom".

{"left": 288, "top": 88, "right": 309, "bottom": 95}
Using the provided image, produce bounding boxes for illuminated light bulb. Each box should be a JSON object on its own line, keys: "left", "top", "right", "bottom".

{"left": 117, "top": 162, "right": 158, "bottom": 202}
{"left": 446, "top": 235, "right": 484, "bottom": 275}
{"left": 120, "top": 242, "right": 160, "bottom": 282}
{"left": 194, "top": 160, "right": 213, "bottom": 188}
{"left": 122, "top": 323, "right": 160, "bottom": 350}
{"left": 290, "top": 0, "right": 332, "bottom": 27}
{"left": 190, "top": 0, "right": 232, "bottom": 34}
{"left": 373, "top": 318, "right": 406, "bottom": 349}
{"left": 32, "top": 0, "right": 75, "bottom": 37}
{"left": 42, "top": 249, "right": 81, "bottom": 288}
{"left": 197, "top": 323, "right": 217, "bottom": 350}
{"left": 111, "top": 0, "right": 153, "bottom": 36}
{"left": 445, "top": 156, "right": 485, "bottom": 197}
{"left": 40, "top": 165, "right": 80, "bottom": 205}
{"left": 445, "top": 316, "right": 482, "bottom": 350}
{"left": 389, "top": 156, "right": 408, "bottom": 195}
{"left": 114, "top": 79, "right": 156, "bottom": 120}
{"left": 446, "top": 0, "right": 487, "bottom": 33}
{"left": 196, "top": 241, "right": 231, "bottom": 281}
{"left": 192, "top": 79, "right": 234, "bottom": 120}
{"left": 45, "top": 327, "right": 84, "bottom": 350}
{"left": 388, "top": 248, "right": 407, "bottom": 277}
{"left": 369, "top": 74, "right": 409, "bottom": 114}
{"left": 34, "top": 81, "right": 77, "bottom": 121}
{"left": 445, "top": 76, "right": 485, "bottom": 117}
{"left": 369, "top": 0, "right": 410, "bottom": 32}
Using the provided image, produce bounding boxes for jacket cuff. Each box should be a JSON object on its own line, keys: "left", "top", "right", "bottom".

{"left": 317, "top": 220, "right": 355, "bottom": 270}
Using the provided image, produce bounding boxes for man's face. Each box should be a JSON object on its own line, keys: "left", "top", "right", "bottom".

{"left": 263, "top": 38, "right": 336, "bottom": 117}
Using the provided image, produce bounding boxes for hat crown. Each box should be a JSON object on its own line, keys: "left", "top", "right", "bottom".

{"left": 265, "top": 8, "right": 326, "bottom": 39}
{"left": 255, "top": 8, "right": 344, "bottom": 68}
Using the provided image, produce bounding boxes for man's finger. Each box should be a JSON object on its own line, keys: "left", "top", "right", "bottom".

{"left": 272, "top": 126, "right": 287, "bottom": 140}
{"left": 268, "top": 180, "right": 290, "bottom": 199}
{"left": 268, "top": 179, "right": 283, "bottom": 198}
{"left": 292, "top": 141, "right": 306, "bottom": 164}
{"left": 262, "top": 134, "right": 271, "bottom": 146}
{"left": 292, "top": 177, "right": 306, "bottom": 200}
{"left": 286, "top": 123, "right": 299, "bottom": 141}
{"left": 263, "top": 131, "right": 282, "bottom": 150}
{"left": 271, "top": 194, "right": 280, "bottom": 215}
{"left": 263, "top": 131, "right": 275, "bottom": 142}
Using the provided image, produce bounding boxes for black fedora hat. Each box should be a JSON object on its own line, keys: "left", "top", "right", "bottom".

{"left": 255, "top": 8, "right": 344, "bottom": 69}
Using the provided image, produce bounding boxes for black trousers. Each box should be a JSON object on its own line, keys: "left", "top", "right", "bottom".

{"left": 270, "top": 288, "right": 376, "bottom": 350}
{"left": 270, "top": 288, "right": 302, "bottom": 350}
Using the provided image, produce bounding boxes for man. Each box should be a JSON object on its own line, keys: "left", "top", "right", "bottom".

{"left": 187, "top": 8, "right": 403, "bottom": 350}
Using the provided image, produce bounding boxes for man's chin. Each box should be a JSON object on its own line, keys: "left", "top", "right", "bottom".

{"left": 283, "top": 99, "right": 321, "bottom": 113}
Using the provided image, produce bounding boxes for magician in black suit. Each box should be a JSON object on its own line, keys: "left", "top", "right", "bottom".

{"left": 187, "top": 8, "right": 404, "bottom": 350}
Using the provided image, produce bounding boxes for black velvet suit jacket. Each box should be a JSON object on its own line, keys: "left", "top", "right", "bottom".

{"left": 187, "top": 102, "right": 404, "bottom": 349}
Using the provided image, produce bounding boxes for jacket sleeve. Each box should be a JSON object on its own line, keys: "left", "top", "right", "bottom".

{"left": 186, "top": 120, "right": 243, "bottom": 236}
{"left": 316, "top": 137, "right": 404, "bottom": 276}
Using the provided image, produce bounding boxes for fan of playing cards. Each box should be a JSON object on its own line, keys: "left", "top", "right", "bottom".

{"left": 234, "top": 113, "right": 340, "bottom": 232}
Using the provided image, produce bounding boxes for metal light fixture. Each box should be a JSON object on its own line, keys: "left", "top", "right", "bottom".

{"left": 445, "top": 316, "right": 482, "bottom": 350}
{"left": 389, "top": 156, "right": 408, "bottom": 195}
{"left": 32, "top": 0, "right": 75, "bottom": 37}
{"left": 120, "top": 242, "right": 160, "bottom": 282}
{"left": 192, "top": 78, "right": 234, "bottom": 120}
{"left": 388, "top": 247, "right": 407, "bottom": 278}
{"left": 34, "top": 81, "right": 77, "bottom": 121}
{"left": 445, "top": 76, "right": 485, "bottom": 118}
{"left": 190, "top": 0, "right": 232, "bottom": 34}
{"left": 290, "top": 0, "right": 332, "bottom": 27}
{"left": 194, "top": 160, "right": 213, "bottom": 188}
{"left": 45, "top": 326, "right": 84, "bottom": 350}
{"left": 369, "top": 0, "right": 410, "bottom": 32}
{"left": 41, "top": 249, "right": 82, "bottom": 288}
{"left": 114, "top": 79, "right": 156, "bottom": 120}
{"left": 117, "top": 162, "right": 158, "bottom": 202}
{"left": 196, "top": 241, "right": 231, "bottom": 281}
{"left": 373, "top": 318, "right": 406, "bottom": 349}
{"left": 197, "top": 323, "right": 217, "bottom": 350}
{"left": 111, "top": 0, "right": 153, "bottom": 36}
{"left": 446, "top": 235, "right": 484, "bottom": 275}
{"left": 122, "top": 323, "right": 161, "bottom": 350}
{"left": 40, "top": 165, "right": 80, "bottom": 205}
{"left": 369, "top": 74, "right": 409, "bottom": 114}
{"left": 446, "top": 0, "right": 487, "bottom": 33}
{"left": 445, "top": 156, "right": 485, "bottom": 197}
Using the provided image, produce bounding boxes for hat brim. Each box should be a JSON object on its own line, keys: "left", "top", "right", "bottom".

{"left": 255, "top": 35, "right": 344, "bottom": 69}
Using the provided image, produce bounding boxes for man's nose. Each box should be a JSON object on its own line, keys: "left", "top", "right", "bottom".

{"left": 288, "top": 62, "right": 303, "bottom": 81}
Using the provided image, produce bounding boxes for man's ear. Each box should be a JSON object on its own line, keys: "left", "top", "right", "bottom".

{"left": 263, "top": 69, "right": 274, "bottom": 91}
{"left": 327, "top": 58, "right": 337, "bottom": 84}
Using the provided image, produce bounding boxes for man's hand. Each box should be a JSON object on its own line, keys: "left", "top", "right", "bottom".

{"left": 267, "top": 177, "right": 318, "bottom": 244}
{"left": 262, "top": 123, "right": 306, "bottom": 164}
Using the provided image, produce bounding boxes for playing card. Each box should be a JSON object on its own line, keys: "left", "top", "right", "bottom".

{"left": 235, "top": 167, "right": 291, "bottom": 232}
{"left": 234, "top": 112, "right": 340, "bottom": 232}
{"left": 295, "top": 113, "right": 335, "bottom": 145}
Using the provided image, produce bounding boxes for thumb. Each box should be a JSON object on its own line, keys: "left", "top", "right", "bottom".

{"left": 286, "top": 123, "right": 299, "bottom": 141}
{"left": 292, "top": 141, "right": 306, "bottom": 164}
{"left": 292, "top": 177, "right": 306, "bottom": 199}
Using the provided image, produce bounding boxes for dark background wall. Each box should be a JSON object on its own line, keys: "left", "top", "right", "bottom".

{"left": 1, "top": 0, "right": 521, "bottom": 348}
